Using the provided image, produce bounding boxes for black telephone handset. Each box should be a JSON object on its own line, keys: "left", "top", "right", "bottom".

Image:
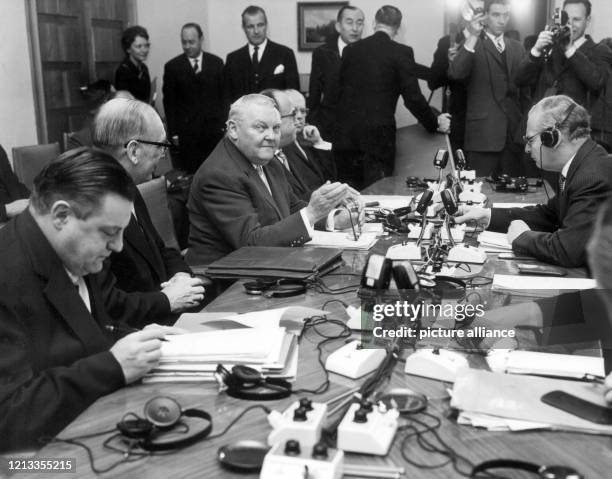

{"left": 541, "top": 390, "right": 612, "bottom": 425}
{"left": 361, "top": 254, "right": 419, "bottom": 291}
{"left": 416, "top": 189, "right": 434, "bottom": 216}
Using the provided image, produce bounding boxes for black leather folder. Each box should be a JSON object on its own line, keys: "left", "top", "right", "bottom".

{"left": 198, "top": 246, "right": 344, "bottom": 280}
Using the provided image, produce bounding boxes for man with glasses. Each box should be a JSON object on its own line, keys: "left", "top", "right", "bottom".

{"left": 285, "top": 88, "right": 338, "bottom": 187}
{"left": 93, "top": 99, "right": 205, "bottom": 324}
{"left": 454, "top": 95, "right": 612, "bottom": 267}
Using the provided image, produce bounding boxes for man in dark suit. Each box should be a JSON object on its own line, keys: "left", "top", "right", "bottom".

{"left": 454, "top": 95, "right": 612, "bottom": 267}
{"left": 308, "top": 6, "right": 365, "bottom": 140}
{"left": 186, "top": 94, "right": 357, "bottom": 266}
{"left": 163, "top": 23, "right": 225, "bottom": 174}
{"left": 448, "top": 0, "right": 529, "bottom": 177}
{"left": 0, "top": 144, "right": 29, "bottom": 222}
{"left": 333, "top": 5, "right": 451, "bottom": 190}
{"left": 0, "top": 149, "right": 180, "bottom": 451}
{"left": 93, "top": 99, "right": 205, "bottom": 324}
{"left": 223, "top": 5, "right": 300, "bottom": 106}
{"left": 428, "top": 4, "right": 484, "bottom": 152}
{"left": 515, "top": 0, "right": 612, "bottom": 150}
{"left": 516, "top": 0, "right": 610, "bottom": 108}
{"left": 286, "top": 89, "right": 337, "bottom": 187}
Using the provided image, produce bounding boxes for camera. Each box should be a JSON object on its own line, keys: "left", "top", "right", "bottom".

{"left": 545, "top": 8, "right": 571, "bottom": 52}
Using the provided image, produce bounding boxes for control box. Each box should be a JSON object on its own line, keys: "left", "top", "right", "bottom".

{"left": 267, "top": 398, "right": 327, "bottom": 447}
{"left": 260, "top": 440, "right": 343, "bottom": 479}
{"left": 337, "top": 402, "right": 399, "bottom": 455}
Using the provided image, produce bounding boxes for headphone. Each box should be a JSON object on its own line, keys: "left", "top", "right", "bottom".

{"left": 214, "top": 364, "right": 292, "bottom": 400}
{"left": 115, "top": 396, "right": 212, "bottom": 451}
{"left": 540, "top": 101, "right": 577, "bottom": 149}
{"left": 243, "top": 279, "right": 307, "bottom": 298}
{"left": 472, "top": 459, "right": 582, "bottom": 479}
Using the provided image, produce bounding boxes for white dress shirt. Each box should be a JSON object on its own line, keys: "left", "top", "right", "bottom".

{"left": 65, "top": 268, "right": 91, "bottom": 313}
{"left": 248, "top": 39, "right": 268, "bottom": 63}
{"left": 189, "top": 52, "right": 203, "bottom": 73}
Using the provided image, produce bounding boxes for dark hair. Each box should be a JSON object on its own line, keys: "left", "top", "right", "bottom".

{"left": 182, "top": 22, "right": 203, "bottom": 38}
{"left": 242, "top": 5, "right": 267, "bottom": 26}
{"left": 121, "top": 25, "right": 149, "bottom": 53}
{"left": 484, "top": 0, "right": 510, "bottom": 12}
{"left": 31, "top": 147, "right": 134, "bottom": 219}
{"left": 80, "top": 79, "right": 114, "bottom": 112}
{"left": 375, "top": 5, "right": 402, "bottom": 29}
{"left": 337, "top": 5, "right": 361, "bottom": 22}
{"left": 563, "top": 0, "right": 592, "bottom": 16}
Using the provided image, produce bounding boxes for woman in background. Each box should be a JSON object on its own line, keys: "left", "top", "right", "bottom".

{"left": 115, "top": 25, "right": 151, "bottom": 103}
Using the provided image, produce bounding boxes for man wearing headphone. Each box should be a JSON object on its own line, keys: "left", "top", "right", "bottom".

{"left": 454, "top": 94, "right": 612, "bottom": 267}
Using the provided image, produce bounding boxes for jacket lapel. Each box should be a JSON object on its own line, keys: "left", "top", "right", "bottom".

{"left": 482, "top": 36, "right": 504, "bottom": 69}
{"left": 224, "top": 138, "right": 283, "bottom": 219}
{"left": 560, "top": 140, "right": 598, "bottom": 215}
{"left": 18, "top": 211, "right": 108, "bottom": 354}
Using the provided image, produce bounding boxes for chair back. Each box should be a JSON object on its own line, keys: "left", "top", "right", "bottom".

{"left": 137, "top": 177, "right": 179, "bottom": 250}
{"left": 12, "top": 142, "right": 61, "bottom": 190}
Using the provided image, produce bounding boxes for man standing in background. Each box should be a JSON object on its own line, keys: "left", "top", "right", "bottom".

{"left": 163, "top": 23, "right": 225, "bottom": 173}
{"left": 334, "top": 5, "right": 450, "bottom": 190}
{"left": 308, "top": 5, "right": 365, "bottom": 140}
{"left": 448, "top": 0, "right": 528, "bottom": 177}
{"left": 224, "top": 5, "right": 299, "bottom": 105}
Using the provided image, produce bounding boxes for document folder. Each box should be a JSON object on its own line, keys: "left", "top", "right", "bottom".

{"left": 201, "top": 246, "right": 343, "bottom": 280}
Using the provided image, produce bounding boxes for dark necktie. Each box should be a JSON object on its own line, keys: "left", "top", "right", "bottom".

{"left": 559, "top": 174, "right": 566, "bottom": 193}
{"left": 193, "top": 59, "right": 199, "bottom": 73}
{"left": 252, "top": 45, "right": 259, "bottom": 71}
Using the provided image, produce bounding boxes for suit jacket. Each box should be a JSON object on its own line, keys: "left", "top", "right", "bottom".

{"left": 185, "top": 137, "right": 310, "bottom": 266}
{"left": 108, "top": 187, "right": 190, "bottom": 326}
{"left": 223, "top": 40, "right": 300, "bottom": 106}
{"left": 0, "top": 210, "right": 128, "bottom": 451}
{"left": 448, "top": 35, "right": 528, "bottom": 152}
{"left": 284, "top": 142, "right": 332, "bottom": 195}
{"left": 429, "top": 34, "right": 467, "bottom": 150}
{"left": 334, "top": 31, "right": 438, "bottom": 160}
{"left": 515, "top": 36, "right": 612, "bottom": 108}
{"left": 0, "top": 144, "right": 29, "bottom": 222}
{"left": 308, "top": 39, "right": 341, "bottom": 139}
{"left": 488, "top": 140, "right": 612, "bottom": 267}
{"left": 115, "top": 58, "right": 151, "bottom": 103}
{"left": 163, "top": 52, "right": 225, "bottom": 172}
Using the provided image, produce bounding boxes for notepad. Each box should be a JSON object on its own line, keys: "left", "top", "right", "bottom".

{"left": 486, "top": 350, "right": 605, "bottom": 379}
{"left": 492, "top": 274, "right": 597, "bottom": 294}
{"left": 492, "top": 203, "right": 537, "bottom": 208}
{"left": 477, "top": 231, "right": 512, "bottom": 252}
{"left": 306, "top": 231, "right": 378, "bottom": 250}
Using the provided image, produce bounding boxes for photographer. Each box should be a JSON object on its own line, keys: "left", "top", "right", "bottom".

{"left": 515, "top": 0, "right": 612, "bottom": 110}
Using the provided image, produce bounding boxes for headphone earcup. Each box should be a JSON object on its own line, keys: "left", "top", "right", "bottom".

{"left": 540, "top": 128, "right": 559, "bottom": 148}
{"left": 144, "top": 396, "right": 182, "bottom": 428}
{"left": 231, "top": 365, "right": 263, "bottom": 384}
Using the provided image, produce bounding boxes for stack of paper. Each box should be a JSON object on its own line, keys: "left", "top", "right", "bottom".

{"left": 492, "top": 274, "right": 597, "bottom": 297}
{"left": 306, "top": 231, "right": 378, "bottom": 250}
{"left": 477, "top": 231, "right": 512, "bottom": 252}
{"left": 492, "top": 203, "right": 537, "bottom": 208}
{"left": 452, "top": 369, "right": 612, "bottom": 435}
{"left": 143, "top": 307, "right": 322, "bottom": 383}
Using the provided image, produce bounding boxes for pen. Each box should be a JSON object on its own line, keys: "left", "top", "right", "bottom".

{"left": 105, "top": 324, "right": 170, "bottom": 341}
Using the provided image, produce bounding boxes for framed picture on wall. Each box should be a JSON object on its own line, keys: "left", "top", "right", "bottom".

{"left": 297, "top": 2, "right": 348, "bottom": 51}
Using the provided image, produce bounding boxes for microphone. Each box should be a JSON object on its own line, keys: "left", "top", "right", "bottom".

{"left": 416, "top": 189, "right": 433, "bottom": 216}
{"left": 416, "top": 190, "right": 433, "bottom": 246}
{"left": 433, "top": 149, "right": 449, "bottom": 169}
{"left": 440, "top": 189, "right": 458, "bottom": 246}
{"left": 455, "top": 149, "right": 466, "bottom": 170}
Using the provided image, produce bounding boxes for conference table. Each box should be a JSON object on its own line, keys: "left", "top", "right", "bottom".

{"left": 14, "top": 177, "right": 610, "bottom": 479}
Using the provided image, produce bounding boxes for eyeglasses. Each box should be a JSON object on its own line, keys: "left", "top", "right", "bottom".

{"left": 124, "top": 139, "right": 174, "bottom": 150}
{"left": 522, "top": 132, "right": 540, "bottom": 147}
{"left": 295, "top": 107, "right": 309, "bottom": 115}
{"left": 280, "top": 108, "right": 297, "bottom": 119}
